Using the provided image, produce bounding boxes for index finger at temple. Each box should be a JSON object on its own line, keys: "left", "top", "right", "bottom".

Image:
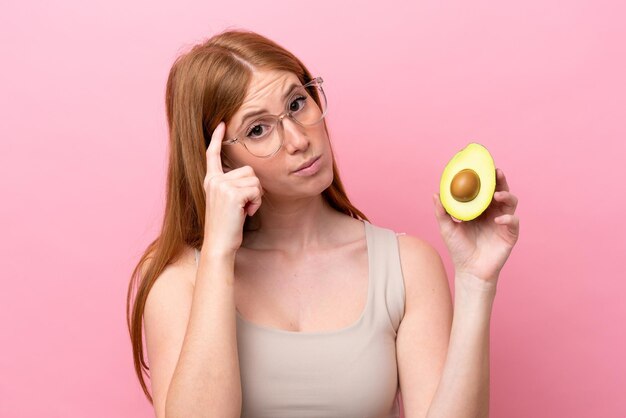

{"left": 206, "top": 121, "right": 225, "bottom": 175}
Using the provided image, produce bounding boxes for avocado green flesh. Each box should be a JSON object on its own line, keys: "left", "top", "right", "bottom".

{"left": 439, "top": 143, "right": 496, "bottom": 221}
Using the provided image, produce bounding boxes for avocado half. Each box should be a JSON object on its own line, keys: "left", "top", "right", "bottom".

{"left": 439, "top": 143, "right": 496, "bottom": 221}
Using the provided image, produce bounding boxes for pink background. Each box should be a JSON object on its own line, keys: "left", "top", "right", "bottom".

{"left": 1, "top": 0, "right": 624, "bottom": 416}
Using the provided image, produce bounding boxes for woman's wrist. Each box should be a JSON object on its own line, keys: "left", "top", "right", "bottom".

{"left": 200, "top": 243, "right": 238, "bottom": 261}
{"left": 454, "top": 271, "right": 498, "bottom": 298}
{"left": 453, "top": 272, "right": 497, "bottom": 327}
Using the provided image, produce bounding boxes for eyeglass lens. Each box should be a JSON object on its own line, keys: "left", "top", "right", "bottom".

{"left": 241, "top": 82, "right": 327, "bottom": 157}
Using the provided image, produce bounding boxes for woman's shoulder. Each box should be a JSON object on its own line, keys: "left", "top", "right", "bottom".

{"left": 395, "top": 233, "right": 440, "bottom": 262}
{"left": 147, "top": 245, "right": 199, "bottom": 289}
{"left": 372, "top": 219, "right": 439, "bottom": 264}
{"left": 367, "top": 221, "right": 420, "bottom": 243}
{"left": 365, "top": 220, "right": 445, "bottom": 294}
{"left": 363, "top": 220, "right": 442, "bottom": 276}
{"left": 394, "top": 230, "right": 448, "bottom": 309}
{"left": 143, "top": 246, "right": 199, "bottom": 346}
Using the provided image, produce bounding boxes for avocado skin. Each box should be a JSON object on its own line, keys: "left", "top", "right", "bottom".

{"left": 439, "top": 143, "right": 496, "bottom": 221}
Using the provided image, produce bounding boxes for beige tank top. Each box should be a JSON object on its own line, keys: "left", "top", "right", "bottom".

{"left": 194, "top": 220, "right": 407, "bottom": 417}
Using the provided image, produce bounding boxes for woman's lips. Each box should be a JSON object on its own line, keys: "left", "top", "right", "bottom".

{"left": 292, "top": 155, "right": 321, "bottom": 176}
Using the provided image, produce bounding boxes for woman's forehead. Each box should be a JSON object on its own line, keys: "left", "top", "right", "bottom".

{"left": 242, "top": 70, "right": 300, "bottom": 105}
{"left": 228, "top": 70, "right": 301, "bottom": 132}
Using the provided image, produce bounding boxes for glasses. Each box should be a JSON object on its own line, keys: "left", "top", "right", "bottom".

{"left": 221, "top": 77, "right": 328, "bottom": 158}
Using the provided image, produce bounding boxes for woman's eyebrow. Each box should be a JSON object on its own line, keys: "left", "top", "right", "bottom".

{"left": 238, "top": 83, "right": 300, "bottom": 127}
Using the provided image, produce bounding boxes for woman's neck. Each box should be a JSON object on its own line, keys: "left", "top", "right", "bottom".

{"left": 241, "top": 194, "right": 345, "bottom": 253}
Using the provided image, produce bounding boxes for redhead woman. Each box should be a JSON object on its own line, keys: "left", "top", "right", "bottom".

{"left": 126, "top": 29, "right": 520, "bottom": 418}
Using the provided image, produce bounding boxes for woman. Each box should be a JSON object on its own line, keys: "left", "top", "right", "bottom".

{"left": 127, "top": 29, "right": 520, "bottom": 418}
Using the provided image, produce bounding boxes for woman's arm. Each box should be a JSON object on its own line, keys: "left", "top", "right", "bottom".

{"left": 424, "top": 272, "right": 496, "bottom": 418}
{"left": 419, "top": 166, "right": 518, "bottom": 417}
{"left": 164, "top": 250, "right": 242, "bottom": 418}
{"left": 396, "top": 236, "right": 496, "bottom": 418}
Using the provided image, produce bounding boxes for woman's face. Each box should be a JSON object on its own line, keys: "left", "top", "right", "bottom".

{"left": 221, "top": 69, "right": 334, "bottom": 201}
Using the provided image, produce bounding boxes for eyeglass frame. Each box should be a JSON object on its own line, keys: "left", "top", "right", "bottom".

{"left": 220, "top": 76, "right": 328, "bottom": 158}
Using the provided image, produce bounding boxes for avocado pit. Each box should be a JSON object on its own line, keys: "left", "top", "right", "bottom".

{"left": 450, "top": 168, "right": 481, "bottom": 202}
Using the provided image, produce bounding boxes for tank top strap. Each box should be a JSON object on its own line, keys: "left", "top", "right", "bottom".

{"left": 364, "top": 220, "right": 406, "bottom": 336}
{"left": 194, "top": 247, "right": 199, "bottom": 267}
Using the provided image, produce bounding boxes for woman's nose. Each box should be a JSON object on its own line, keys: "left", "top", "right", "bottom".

{"left": 280, "top": 117, "right": 310, "bottom": 153}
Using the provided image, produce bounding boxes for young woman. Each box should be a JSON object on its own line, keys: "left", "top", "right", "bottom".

{"left": 127, "top": 29, "right": 520, "bottom": 418}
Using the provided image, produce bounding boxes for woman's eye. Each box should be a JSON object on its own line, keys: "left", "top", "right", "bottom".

{"left": 246, "top": 123, "right": 271, "bottom": 140}
{"left": 289, "top": 95, "right": 307, "bottom": 112}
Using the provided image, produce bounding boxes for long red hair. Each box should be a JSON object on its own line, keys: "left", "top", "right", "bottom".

{"left": 126, "top": 28, "right": 369, "bottom": 404}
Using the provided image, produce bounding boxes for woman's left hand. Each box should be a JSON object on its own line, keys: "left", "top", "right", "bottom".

{"left": 433, "top": 167, "right": 520, "bottom": 286}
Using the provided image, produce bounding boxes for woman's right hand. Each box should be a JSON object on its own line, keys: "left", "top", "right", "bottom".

{"left": 202, "top": 121, "right": 264, "bottom": 256}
